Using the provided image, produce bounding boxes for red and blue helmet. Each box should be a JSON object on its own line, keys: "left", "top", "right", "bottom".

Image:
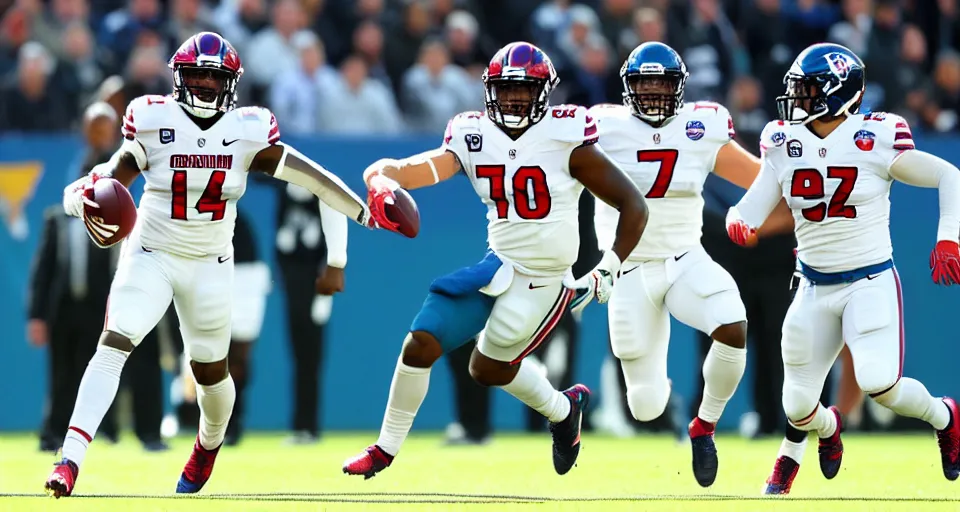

{"left": 482, "top": 42, "right": 559, "bottom": 130}
{"left": 169, "top": 32, "right": 243, "bottom": 118}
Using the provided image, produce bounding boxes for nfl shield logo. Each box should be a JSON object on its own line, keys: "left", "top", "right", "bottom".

{"left": 819, "top": 147, "right": 827, "bottom": 158}
{"left": 685, "top": 120, "right": 705, "bottom": 141}
{"left": 854, "top": 130, "right": 876, "bottom": 151}
{"left": 653, "top": 133, "right": 661, "bottom": 144}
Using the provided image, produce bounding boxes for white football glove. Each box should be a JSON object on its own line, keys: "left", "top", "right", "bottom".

{"left": 62, "top": 174, "right": 99, "bottom": 218}
{"left": 569, "top": 251, "right": 621, "bottom": 314}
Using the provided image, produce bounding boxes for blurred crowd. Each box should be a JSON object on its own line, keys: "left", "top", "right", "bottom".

{"left": 4, "top": 0, "right": 960, "bottom": 136}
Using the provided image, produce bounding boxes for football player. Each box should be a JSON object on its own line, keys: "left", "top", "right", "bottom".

{"left": 343, "top": 41, "right": 648, "bottom": 479}
{"left": 726, "top": 43, "right": 960, "bottom": 494}
{"left": 44, "top": 32, "right": 393, "bottom": 498}
{"left": 589, "top": 42, "right": 785, "bottom": 488}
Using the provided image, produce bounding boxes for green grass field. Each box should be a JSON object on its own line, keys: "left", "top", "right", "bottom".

{"left": 1, "top": 432, "right": 957, "bottom": 511}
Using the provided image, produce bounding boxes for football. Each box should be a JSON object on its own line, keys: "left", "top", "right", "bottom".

{"left": 383, "top": 187, "right": 420, "bottom": 238}
{"left": 83, "top": 177, "right": 137, "bottom": 247}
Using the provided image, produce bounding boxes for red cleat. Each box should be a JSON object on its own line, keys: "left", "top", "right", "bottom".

{"left": 44, "top": 458, "right": 79, "bottom": 498}
{"left": 343, "top": 445, "right": 394, "bottom": 479}
{"left": 937, "top": 397, "right": 960, "bottom": 481}
{"left": 176, "top": 436, "right": 221, "bottom": 493}
{"left": 818, "top": 406, "right": 843, "bottom": 479}
{"left": 764, "top": 456, "right": 800, "bottom": 495}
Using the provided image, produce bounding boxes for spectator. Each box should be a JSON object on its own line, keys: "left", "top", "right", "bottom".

{"left": 556, "top": 4, "right": 601, "bottom": 73}
{"left": 597, "top": 0, "right": 636, "bottom": 60}
{"left": 123, "top": 45, "right": 170, "bottom": 99}
{"left": 164, "top": 0, "right": 216, "bottom": 53}
{"left": 0, "top": 7, "right": 33, "bottom": 79}
{"left": 862, "top": 0, "right": 903, "bottom": 112}
{"left": 676, "top": 0, "right": 736, "bottom": 103}
{"left": 317, "top": 54, "right": 403, "bottom": 134}
{"left": 401, "top": 38, "right": 474, "bottom": 133}
{"left": 97, "top": 0, "right": 164, "bottom": 75}
{"left": 742, "top": 0, "right": 793, "bottom": 118}
{"left": 0, "top": 42, "right": 71, "bottom": 132}
{"left": 900, "top": 24, "right": 931, "bottom": 123}
{"left": 60, "top": 21, "right": 104, "bottom": 104}
{"left": 445, "top": 10, "right": 487, "bottom": 70}
{"left": 923, "top": 50, "right": 960, "bottom": 132}
{"left": 211, "top": 0, "right": 269, "bottom": 57}
{"left": 352, "top": 19, "right": 391, "bottom": 88}
{"left": 384, "top": 0, "right": 434, "bottom": 97}
{"left": 560, "top": 34, "right": 619, "bottom": 107}
{"left": 530, "top": 0, "right": 572, "bottom": 61}
{"left": 727, "top": 76, "right": 769, "bottom": 153}
{"left": 269, "top": 31, "right": 338, "bottom": 135}
{"left": 827, "top": 0, "right": 873, "bottom": 57}
{"left": 244, "top": 0, "right": 308, "bottom": 95}
{"left": 32, "top": 0, "right": 89, "bottom": 60}
{"left": 302, "top": 0, "right": 345, "bottom": 65}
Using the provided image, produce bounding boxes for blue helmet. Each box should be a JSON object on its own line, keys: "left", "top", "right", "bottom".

{"left": 777, "top": 43, "right": 865, "bottom": 125}
{"left": 620, "top": 42, "right": 688, "bottom": 126}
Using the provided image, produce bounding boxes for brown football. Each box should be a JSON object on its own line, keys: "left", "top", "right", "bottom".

{"left": 83, "top": 178, "right": 137, "bottom": 247}
{"left": 383, "top": 187, "right": 419, "bottom": 238}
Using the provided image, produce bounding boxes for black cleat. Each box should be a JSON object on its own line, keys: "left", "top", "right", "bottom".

{"left": 688, "top": 417, "right": 719, "bottom": 487}
{"left": 818, "top": 406, "right": 843, "bottom": 479}
{"left": 549, "top": 384, "right": 591, "bottom": 475}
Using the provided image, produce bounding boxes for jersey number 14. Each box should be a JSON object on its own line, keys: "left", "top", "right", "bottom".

{"left": 171, "top": 170, "right": 228, "bottom": 221}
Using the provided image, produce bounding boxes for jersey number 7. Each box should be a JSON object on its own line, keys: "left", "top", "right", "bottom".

{"left": 171, "top": 170, "right": 228, "bottom": 221}
{"left": 790, "top": 167, "right": 858, "bottom": 222}
{"left": 637, "top": 149, "right": 679, "bottom": 199}
{"left": 476, "top": 165, "right": 552, "bottom": 220}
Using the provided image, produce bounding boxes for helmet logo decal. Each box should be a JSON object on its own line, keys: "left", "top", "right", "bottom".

{"left": 825, "top": 52, "right": 854, "bottom": 81}
{"left": 639, "top": 62, "right": 666, "bottom": 74}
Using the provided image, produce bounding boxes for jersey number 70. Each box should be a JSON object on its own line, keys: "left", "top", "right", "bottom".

{"left": 476, "top": 165, "right": 551, "bottom": 220}
{"left": 790, "top": 167, "right": 858, "bottom": 222}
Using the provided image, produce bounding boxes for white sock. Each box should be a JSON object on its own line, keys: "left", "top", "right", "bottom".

{"left": 872, "top": 378, "right": 950, "bottom": 430}
{"left": 499, "top": 360, "right": 571, "bottom": 423}
{"left": 698, "top": 341, "right": 747, "bottom": 424}
{"left": 62, "top": 346, "right": 128, "bottom": 466}
{"left": 196, "top": 376, "right": 236, "bottom": 450}
{"left": 777, "top": 436, "right": 808, "bottom": 464}
{"left": 790, "top": 404, "right": 837, "bottom": 439}
{"left": 375, "top": 357, "right": 431, "bottom": 456}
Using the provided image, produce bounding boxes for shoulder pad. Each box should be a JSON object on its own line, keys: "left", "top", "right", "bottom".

{"left": 444, "top": 111, "right": 484, "bottom": 143}
{"left": 758, "top": 120, "right": 789, "bottom": 155}
{"left": 233, "top": 106, "right": 281, "bottom": 145}
{"left": 545, "top": 105, "right": 598, "bottom": 145}
{"left": 587, "top": 103, "right": 629, "bottom": 120}
{"left": 122, "top": 95, "right": 173, "bottom": 140}
{"left": 863, "top": 112, "right": 915, "bottom": 151}
{"left": 683, "top": 101, "right": 735, "bottom": 142}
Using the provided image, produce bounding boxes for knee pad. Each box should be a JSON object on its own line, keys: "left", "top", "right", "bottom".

{"left": 625, "top": 379, "right": 671, "bottom": 422}
{"left": 781, "top": 385, "right": 820, "bottom": 424}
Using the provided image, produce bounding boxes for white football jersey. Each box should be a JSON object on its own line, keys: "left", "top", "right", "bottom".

{"left": 755, "top": 112, "right": 914, "bottom": 272}
{"left": 442, "top": 106, "right": 596, "bottom": 276}
{"left": 591, "top": 102, "right": 734, "bottom": 260}
{"left": 121, "top": 95, "right": 279, "bottom": 258}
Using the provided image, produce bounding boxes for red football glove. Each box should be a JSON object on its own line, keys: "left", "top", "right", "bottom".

{"left": 726, "top": 218, "right": 758, "bottom": 247}
{"left": 930, "top": 240, "right": 960, "bottom": 286}
{"left": 366, "top": 173, "right": 401, "bottom": 233}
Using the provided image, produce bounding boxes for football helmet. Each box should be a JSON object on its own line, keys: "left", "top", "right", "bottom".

{"left": 777, "top": 43, "right": 865, "bottom": 125}
{"left": 169, "top": 32, "right": 243, "bottom": 119}
{"left": 621, "top": 42, "right": 688, "bottom": 126}
{"left": 482, "top": 42, "right": 559, "bottom": 131}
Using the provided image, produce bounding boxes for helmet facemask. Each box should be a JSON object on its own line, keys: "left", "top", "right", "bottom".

{"left": 776, "top": 74, "right": 863, "bottom": 125}
{"left": 623, "top": 71, "right": 684, "bottom": 126}
{"left": 484, "top": 77, "right": 551, "bottom": 131}
{"left": 174, "top": 65, "right": 238, "bottom": 119}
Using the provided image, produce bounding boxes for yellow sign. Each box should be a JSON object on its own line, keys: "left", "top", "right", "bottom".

{"left": 0, "top": 161, "right": 44, "bottom": 229}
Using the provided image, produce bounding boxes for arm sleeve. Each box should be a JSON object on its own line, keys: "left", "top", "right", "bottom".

{"left": 889, "top": 149, "right": 960, "bottom": 243}
{"left": 733, "top": 157, "right": 784, "bottom": 228}
{"left": 319, "top": 199, "right": 348, "bottom": 268}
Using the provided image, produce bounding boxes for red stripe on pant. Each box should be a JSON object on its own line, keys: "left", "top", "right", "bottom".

{"left": 510, "top": 287, "right": 575, "bottom": 365}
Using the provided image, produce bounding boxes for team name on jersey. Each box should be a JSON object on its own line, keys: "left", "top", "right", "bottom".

{"left": 169, "top": 154, "right": 234, "bottom": 169}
